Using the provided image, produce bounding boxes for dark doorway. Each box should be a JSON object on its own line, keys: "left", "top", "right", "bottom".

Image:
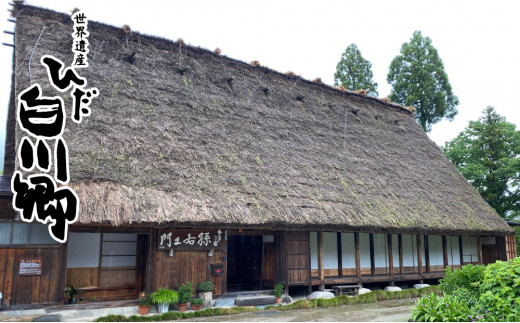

{"left": 227, "top": 235, "right": 274, "bottom": 291}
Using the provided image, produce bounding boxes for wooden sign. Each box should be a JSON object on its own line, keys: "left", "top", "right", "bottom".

{"left": 18, "top": 258, "right": 42, "bottom": 276}
{"left": 158, "top": 229, "right": 225, "bottom": 251}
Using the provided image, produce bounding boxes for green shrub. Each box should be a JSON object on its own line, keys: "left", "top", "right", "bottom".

{"left": 477, "top": 258, "right": 520, "bottom": 321}
{"left": 150, "top": 288, "right": 178, "bottom": 305}
{"left": 412, "top": 293, "right": 472, "bottom": 322}
{"left": 440, "top": 264, "right": 484, "bottom": 296}
{"left": 196, "top": 280, "right": 214, "bottom": 292}
{"left": 177, "top": 282, "right": 193, "bottom": 304}
{"left": 274, "top": 283, "right": 284, "bottom": 298}
{"left": 191, "top": 297, "right": 203, "bottom": 305}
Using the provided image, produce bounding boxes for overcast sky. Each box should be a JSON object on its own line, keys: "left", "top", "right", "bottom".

{"left": 1, "top": 0, "right": 519, "bottom": 171}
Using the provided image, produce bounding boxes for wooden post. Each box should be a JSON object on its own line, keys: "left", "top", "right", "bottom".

{"left": 416, "top": 234, "right": 423, "bottom": 275}
{"left": 369, "top": 234, "right": 375, "bottom": 276}
{"left": 442, "top": 236, "right": 449, "bottom": 268}
{"left": 56, "top": 242, "right": 68, "bottom": 307}
{"left": 398, "top": 234, "right": 403, "bottom": 275}
{"left": 337, "top": 232, "right": 343, "bottom": 277}
{"left": 459, "top": 236, "right": 464, "bottom": 266}
{"left": 318, "top": 232, "right": 324, "bottom": 283}
{"left": 355, "top": 232, "right": 361, "bottom": 278}
{"left": 387, "top": 234, "right": 394, "bottom": 279}
{"left": 477, "top": 236, "right": 483, "bottom": 265}
{"left": 424, "top": 235, "right": 430, "bottom": 274}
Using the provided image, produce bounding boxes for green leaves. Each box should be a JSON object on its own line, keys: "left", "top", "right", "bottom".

{"left": 334, "top": 44, "right": 378, "bottom": 96}
{"left": 387, "top": 31, "right": 459, "bottom": 132}
{"left": 443, "top": 107, "right": 520, "bottom": 220}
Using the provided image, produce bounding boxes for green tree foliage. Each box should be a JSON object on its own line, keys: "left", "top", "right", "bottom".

{"left": 334, "top": 44, "right": 378, "bottom": 96}
{"left": 387, "top": 31, "right": 459, "bottom": 132}
{"left": 443, "top": 107, "right": 520, "bottom": 220}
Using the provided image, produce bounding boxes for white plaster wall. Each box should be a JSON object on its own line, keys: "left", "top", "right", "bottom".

{"left": 428, "top": 235, "right": 443, "bottom": 266}
{"left": 341, "top": 233, "right": 356, "bottom": 268}
{"left": 392, "top": 234, "right": 399, "bottom": 265}
{"left": 310, "top": 231, "right": 318, "bottom": 269}
{"left": 447, "top": 236, "right": 461, "bottom": 266}
{"left": 373, "top": 234, "right": 388, "bottom": 267}
{"left": 323, "top": 232, "right": 338, "bottom": 269}
{"left": 359, "top": 233, "right": 371, "bottom": 267}
{"left": 402, "top": 234, "right": 416, "bottom": 267}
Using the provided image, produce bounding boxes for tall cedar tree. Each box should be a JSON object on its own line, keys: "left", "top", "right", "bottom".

{"left": 387, "top": 31, "right": 459, "bottom": 132}
{"left": 334, "top": 44, "right": 378, "bottom": 96}
{"left": 443, "top": 107, "right": 520, "bottom": 220}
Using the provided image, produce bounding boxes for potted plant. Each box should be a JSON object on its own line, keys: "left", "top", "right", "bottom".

{"left": 138, "top": 292, "right": 151, "bottom": 315}
{"left": 190, "top": 297, "right": 203, "bottom": 311}
{"left": 65, "top": 277, "right": 85, "bottom": 304}
{"left": 150, "top": 288, "right": 178, "bottom": 314}
{"left": 177, "top": 282, "right": 193, "bottom": 312}
{"left": 196, "top": 280, "right": 214, "bottom": 308}
{"left": 274, "top": 283, "right": 284, "bottom": 304}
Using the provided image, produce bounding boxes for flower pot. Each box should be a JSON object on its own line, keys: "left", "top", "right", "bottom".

{"left": 157, "top": 302, "right": 169, "bottom": 313}
{"left": 191, "top": 304, "right": 202, "bottom": 311}
{"left": 138, "top": 305, "right": 150, "bottom": 315}
{"left": 68, "top": 298, "right": 77, "bottom": 304}
{"left": 198, "top": 291, "right": 213, "bottom": 308}
{"left": 276, "top": 297, "right": 281, "bottom": 304}
{"left": 178, "top": 303, "right": 187, "bottom": 312}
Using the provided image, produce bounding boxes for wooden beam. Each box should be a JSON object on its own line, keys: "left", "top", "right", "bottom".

{"left": 459, "top": 236, "right": 464, "bottom": 265}
{"left": 387, "top": 234, "right": 394, "bottom": 279}
{"left": 398, "top": 234, "right": 403, "bottom": 275}
{"left": 424, "top": 235, "right": 430, "bottom": 274}
{"left": 477, "top": 236, "right": 483, "bottom": 265}
{"left": 337, "top": 232, "right": 343, "bottom": 277}
{"left": 369, "top": 234, "right": 375, "bottom": 276}
{"left": 355, "top": 232, "right": 361, "bottom": 278}
{"left": 416, "top": 234, "right": 423, "bottom": 275}
{"left": 318, "top": 232, "right": 324, "bottom": 281}
{"left": 442, "top": 236, "right": 449, "bottom": 268}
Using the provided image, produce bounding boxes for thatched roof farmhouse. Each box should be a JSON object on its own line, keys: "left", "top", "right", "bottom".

{"left": 0, "top": 5, "right": 514, "bottom": 307}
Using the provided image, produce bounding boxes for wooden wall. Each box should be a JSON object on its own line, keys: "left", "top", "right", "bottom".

{"left": 0, "top": 246, "right": 65, "bottom": 306}
{"left": 286, "top": 231, "right": 310, "bottom": 285}
{"left": 154, "top": 246, "right": 226, "bottom": 296}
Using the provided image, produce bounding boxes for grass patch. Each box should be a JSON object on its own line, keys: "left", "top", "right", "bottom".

{"left": 265, "top": 286, "right": 441, "bottom": 311}
{"left": 95, "top": 306, "right": 259, "bottom": 322}
{"left": 96, "top": 287, "right": 441, "bottom": 321}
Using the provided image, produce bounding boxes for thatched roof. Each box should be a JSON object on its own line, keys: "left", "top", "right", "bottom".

{"left": 7, "top": 5, "right": 512, "bottom": 235}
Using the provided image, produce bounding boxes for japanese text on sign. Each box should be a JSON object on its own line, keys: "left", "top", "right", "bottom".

{"left": 158, "top": 230, "right": 223, "bottom": 250}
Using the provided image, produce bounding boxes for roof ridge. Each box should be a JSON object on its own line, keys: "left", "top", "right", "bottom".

{"left": 16, "top": 3, "right": 415, "bottom": 117}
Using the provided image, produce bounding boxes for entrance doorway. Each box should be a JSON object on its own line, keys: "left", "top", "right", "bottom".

{"left": 227, "top": 235, "right": 275, "bottom": 292}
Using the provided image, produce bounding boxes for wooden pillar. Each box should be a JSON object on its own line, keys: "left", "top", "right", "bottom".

{"left": 355, "top": 232, "right": 361, "bottom": 278}
{"left": 318, "top": 232, "right": 324, "bottom": 283}
{"left": 477, "top": 236, "right": 483, "bottom": 265}
{"left": 148, "top": 228, "right": 157, "bottom": 292}
{"left": 424, "top": 235, "right": 430, "bottom": 274}
{"left": 369, "top": 234, "right": 375, "bottom": 276}
{"left": 442, "top": 236, "right": 449, "bottom": 268}
{"left": 459, "top": 236, "right": 464, "bottom": 266}
{"left": 387, "top": 234, "right": 394, "bottom": 279}
{"left": 398, "top": 234, "right": 403, "bottom": 275}
{"left": 416, "top": 234, "right": 423, "bottom": 275}
{"left": 56, "top": 241, "right": 69, "bottom": 307}
{"left": 337, "top": 232, "right": 343, "bottom": 277}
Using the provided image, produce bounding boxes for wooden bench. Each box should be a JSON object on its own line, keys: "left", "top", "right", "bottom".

{"left": 331, "top": 284, "right": 362, "bottom": 296}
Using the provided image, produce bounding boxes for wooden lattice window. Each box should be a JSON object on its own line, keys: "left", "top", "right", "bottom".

{"left": 506, "top": 234, "right": 517, "bottom": 260}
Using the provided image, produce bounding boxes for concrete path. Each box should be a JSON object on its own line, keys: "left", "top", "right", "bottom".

{"left": 186, "top": 299, "right": 416, "bottom": 322}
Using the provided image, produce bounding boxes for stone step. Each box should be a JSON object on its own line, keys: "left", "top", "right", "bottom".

{"left": 235, "top": 295, "right": 276, "bottom": 306}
